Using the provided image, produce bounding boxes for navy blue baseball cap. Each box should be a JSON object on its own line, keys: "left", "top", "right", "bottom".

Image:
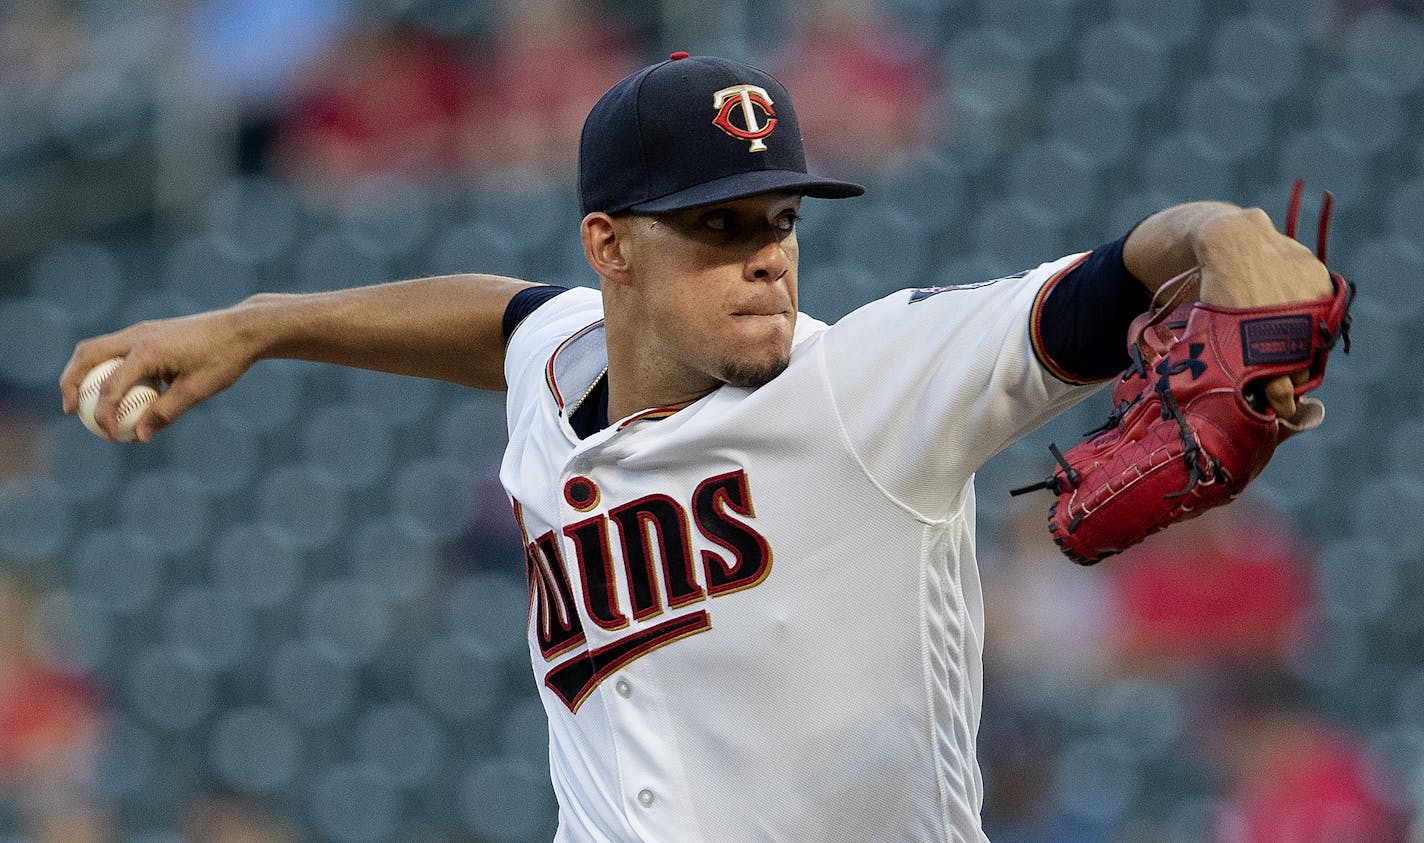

{"left": 578, "top": 53, "right": 865, "bottom": 216}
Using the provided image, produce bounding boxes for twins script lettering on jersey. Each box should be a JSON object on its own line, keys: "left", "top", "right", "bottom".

{"left": 514, "top": 469, "right": 772, "bottom": 712}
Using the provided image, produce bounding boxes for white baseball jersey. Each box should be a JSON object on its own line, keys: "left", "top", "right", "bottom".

{"left": 499, "top": 252, "right": 1103, "bottom": 843}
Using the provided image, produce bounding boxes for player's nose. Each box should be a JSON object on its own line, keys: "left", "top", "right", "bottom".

{"left": 745, "top": 237, "right": 791, "bottom": 283}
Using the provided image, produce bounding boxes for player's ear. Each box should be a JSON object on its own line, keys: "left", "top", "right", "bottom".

{"left": 581, "top": 212, "right": 633, "bottom": 285}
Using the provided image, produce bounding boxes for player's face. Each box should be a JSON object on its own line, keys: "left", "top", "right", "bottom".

{"left": 626, "top": 192, "right": 802, "bottom": 389}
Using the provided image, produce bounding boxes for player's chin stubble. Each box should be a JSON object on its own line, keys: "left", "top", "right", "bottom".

{"left": 716, "top": 354, "right": 790, "bottom": 388}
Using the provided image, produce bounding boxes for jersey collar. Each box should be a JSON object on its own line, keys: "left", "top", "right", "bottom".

{"left": 545, "top": 321, "right": 608, "bottom": 415}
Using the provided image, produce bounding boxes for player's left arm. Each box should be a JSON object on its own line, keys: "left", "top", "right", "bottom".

{"left": 1120, "top": 201, "right": 1334, "bottom": 419}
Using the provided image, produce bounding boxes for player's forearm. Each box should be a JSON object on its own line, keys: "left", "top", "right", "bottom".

{"left": 241, "top": 274, "right": 537, "bottom": 390}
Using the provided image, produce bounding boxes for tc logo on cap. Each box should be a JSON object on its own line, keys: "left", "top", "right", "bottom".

{"left": 712, "top": 84, "right": 777, "bottom": 152}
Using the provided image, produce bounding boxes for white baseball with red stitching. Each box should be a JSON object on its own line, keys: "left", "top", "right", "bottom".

{"left": 77, "top": 357, "right": 160, "bottom": 442}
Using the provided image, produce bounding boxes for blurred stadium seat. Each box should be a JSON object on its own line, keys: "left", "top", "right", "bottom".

{"left": 389, "top": 457, "right": 476, "bottom": 542}
{"left": 347, "top": 515, "right": 436, "bottom": 604}
{"left": 163, "top": 585, "right": 253, "bottom": 671}
{"left": 1181, "top": 76, "right": 1273, "bottom": 160}
{"left": 1319, "top": 70, "right": 1406, "bottom": 157}
{"left": 301, "top": 578, "right": 391, "bottom": 665}
{"left": 210, "top": 522, "right": 304, "bottom": 611}
{"left": 302, "top": 403, "right": 395, "bottom": 489}
{"left": 1142, "top": 134, "right": 1235, "bottom": 202}
{"left": 945, "top": 27, "right": 1034, "bottom": 115}
{"left": 333, "top": 176, "right": 437, "bottom": 261}
{"left": 0, "top": 297, "right": 77, "bottom": 389}
{"left": 163, "top": 235, "right": 259, "bottom": 311}
{"left": 28, "top": 239, "right": 125, "bottom": 325}
{"left": 126, "top": 644, "right": 216, "bottom": 731}
{"left": 1280, "top": 128, "right": 1370, "bottom": 212}
{"left": 1315, "top": 537, "right": 1402, "bottom": 625}
{"left": 210, "top": 705, "right": 303, "bottom": 793}
{"left": 309, "top": 763, "right": 399, "bottom": 843}
{"left": 415, "top": 635, "right": 503, "bottom": 721}
{"left": 1351, "top": 474, "right": 1424, "bottom": 560}
{"left": 342, "top": 366, "right": 440, "bottom": 430}
{"left": 0, "top": 478, "right": 73, "bottom": 561}
{"left": 1345, "top": 8, "right": 1424, "bottom": 95}
{"left": 268, "top": 638, "right": 357, "bottom": 727}
{"left": 1111, "top": 0, "right": 1203, "bottom": 46}
{"left": 1210, "top": 14, "right": 1303, "bottom": 101}
{"left": 1008, "top": 140, "right": 1099, "bottom": 223}
{"left": 256, "top": 463, "right": 348, "bottom": 551}
{"left": 1077, "top": 20, "right": 1168, "bottom": 105}
{"left": 445, "top": 571, "right": 532, "bottom": 662}
{"left": 162, "top": 406, "right": 261, "bottom": 497}
{"left": 70, "top": 527, "right": 162, "bottom": 617}
{"left": 458, "top": 755, "right": 558, "bottom": 842}
{"left": 1048, "top": 82, "right": 1136, "bottom": 168}
{"left": 119, "top": 469, "right": 213, "bottom": 559}
{"left": 435, "top": 392, "right": 509, "bottom": 466}
{"left": 295, "top": 229, "right": 394, "bottom": 294}
{"left": 204, "top": 176, "right": 302, "bottom": 265}
{"left": 355, "top": 701, "right": 446, "bottom": 789}
{"left": 209, "top": 359, "right": 309, "bottom": 433}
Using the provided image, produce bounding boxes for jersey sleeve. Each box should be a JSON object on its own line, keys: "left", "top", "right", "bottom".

{"left": 502, "top": 284, "right": 570, "bottom": 343}
{"left": 817, "top": 252, "right": 1119, "bottom": 517}
{"left": 503, "top": 286, "right": 604, "bottom": 433}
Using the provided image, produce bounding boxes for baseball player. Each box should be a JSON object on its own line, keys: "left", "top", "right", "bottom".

{"left": 61, "top": 55, "right": 1333, "bottom": 841}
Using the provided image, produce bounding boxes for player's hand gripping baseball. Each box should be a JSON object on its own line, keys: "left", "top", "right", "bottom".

{"left": 60, "top": 307, "right": 260, "bottom": 442}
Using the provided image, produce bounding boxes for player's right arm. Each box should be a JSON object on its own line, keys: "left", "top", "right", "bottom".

{"left": 59, "top": 273, "right": 538, "bottom": 442}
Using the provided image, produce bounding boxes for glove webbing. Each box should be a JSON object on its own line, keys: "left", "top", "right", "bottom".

{"left": 1153, "top": 346, "right": 1226, "bottom": 498}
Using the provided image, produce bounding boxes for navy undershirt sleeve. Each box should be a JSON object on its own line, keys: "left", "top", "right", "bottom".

{"left": 501, "top": 284, "right": 570, "bottom": 344}
{"left": 1036, "top": 234, "right": 1152, "bottom": 382}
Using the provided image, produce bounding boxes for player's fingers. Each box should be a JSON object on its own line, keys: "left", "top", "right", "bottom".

{"left": 1263, "top": 374, "right": 1298, "bottom": 420}
{"left": 131, "top": 380, "right": 199, "bottom": 443}
{"left": 59, "top": 333, "right": 133, "bottom": 414}
{"left": 93, "top": 354, "right": 165, "bottom": 441}
{"left": 132, "top": 362, "right": 251, "bottom": 442}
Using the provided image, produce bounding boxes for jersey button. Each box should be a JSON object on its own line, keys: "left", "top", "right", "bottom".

{"left": 615, "top": 679, "right": 632, "bottom": 698}
{"left": 637, "top": 789, "right": 655, "bottom": 808}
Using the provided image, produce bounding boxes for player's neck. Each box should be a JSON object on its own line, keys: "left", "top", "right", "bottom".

{"left": 603, "top": 327, "right": 720, "bottom": 421}
{"left": 604, "top": 364, "right": 718, "bottom": 422}
{"left": 600, "top": 289, "right": 722, "bottom": 422}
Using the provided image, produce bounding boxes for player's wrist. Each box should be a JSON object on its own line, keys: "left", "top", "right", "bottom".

{"left": 1123, "top": 200, "right": 1240, "bottom": 290}
{"left": 228, "top": 292, "right": 302, "bottom": 364}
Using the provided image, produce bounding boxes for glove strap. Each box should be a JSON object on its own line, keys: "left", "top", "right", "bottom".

{"left": 1134, "top": 267, "right": 1200, "bottom": 343}
{"left": 1285, "top": 178, "right": 1336, "bottom": 262}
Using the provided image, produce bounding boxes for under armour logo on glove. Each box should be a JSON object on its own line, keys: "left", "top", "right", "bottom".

{"left": 1156, "top": 343, "right": 1208, "bottom": 381}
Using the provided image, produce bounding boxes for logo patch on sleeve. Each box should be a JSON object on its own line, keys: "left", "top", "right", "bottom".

{"left": 1240, "top": 315, "right": 1313, "bottom": 365}
{"left": 909, "top": 270, "right": 1027, "bottom": 303}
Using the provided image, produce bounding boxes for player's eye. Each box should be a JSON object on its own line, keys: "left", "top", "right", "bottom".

{"left": 773, "top": 212, "right": 799, "bottom": 234}
{"left": 701, "top": 211, "right": 732, "bottom": 232}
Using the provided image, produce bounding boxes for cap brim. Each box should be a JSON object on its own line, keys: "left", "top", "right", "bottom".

{"left": 626, "top": 169, "right": 864, "bottom": 214}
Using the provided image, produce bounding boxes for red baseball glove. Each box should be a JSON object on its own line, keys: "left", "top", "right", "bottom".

{"left": 1012, "top": 183, "right": 1354, "bottom": 564}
